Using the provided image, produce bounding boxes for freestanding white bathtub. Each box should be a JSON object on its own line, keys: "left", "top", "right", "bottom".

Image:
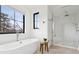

{"left": 0, "top": 39, "right": 39, "bottom": 54}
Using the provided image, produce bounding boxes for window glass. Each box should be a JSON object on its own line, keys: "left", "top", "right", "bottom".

{"left": 33, "top": 12, "right": 39, "bottom": 29}
{"left": 15, "top": 11, "right": 23, "bottom": 22}
{"left": 1, "top": 5, "right": 14, "bottom": 19}
{"left": 15, "top": 21, "right": 23, "bottom": 30}
{"left": 0, "top": 5, "right": 25, "bottom": 33}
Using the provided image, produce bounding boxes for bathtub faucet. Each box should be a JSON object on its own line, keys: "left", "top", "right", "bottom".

{"left": 16, "top": 31, "right": 22, "bottom": 44}
{"left": 15, "top": 22, "right": 23, "bottom": 42}
{"left": 16, "top": 32, "right": 19, "bottom": 41}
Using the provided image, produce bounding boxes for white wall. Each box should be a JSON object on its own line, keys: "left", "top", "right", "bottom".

{"left": 0, "top": 5, "right": 48, "bottom": 45}
{"left": 27, "top": 5, "right": 48, "bottom": 39}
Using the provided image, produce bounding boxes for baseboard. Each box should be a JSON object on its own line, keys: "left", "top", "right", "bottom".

{"left": 53, "top": 43, "right": 78, "bottom": 50}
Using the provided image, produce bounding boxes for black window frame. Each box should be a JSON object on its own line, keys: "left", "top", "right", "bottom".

{"left": 0, "top": 5, "right": 25, "bottom": 34}
{"left": 33, "top": 12, "right": 39, "bottom": 29}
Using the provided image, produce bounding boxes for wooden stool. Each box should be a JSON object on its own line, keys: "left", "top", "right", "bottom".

{"left": 40, "top": 42, "right": 49, "bottom": 54}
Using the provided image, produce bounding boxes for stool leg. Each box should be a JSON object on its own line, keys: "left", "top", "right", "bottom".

{"left": 41, "top": 46, "right": 43, "bottom": 54}
{"left": 47, "top": 43, "right": 49, "bottom": 52}
{"left": 45, "top": 43, "right": 46, "bottom": 51}
{"left": 40, "top": 44, "right": 43, "bottom": 54}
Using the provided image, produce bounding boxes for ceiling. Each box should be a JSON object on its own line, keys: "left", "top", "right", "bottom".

{"left": 48, "top": 5, "right": 79, "bottom": 15}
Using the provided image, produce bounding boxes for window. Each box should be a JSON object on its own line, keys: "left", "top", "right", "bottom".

{"left": 0, "top": 5, "right": 25, "bottom": 34}
{"left": 33, "top": 12, "right": 39, "bottom": 29}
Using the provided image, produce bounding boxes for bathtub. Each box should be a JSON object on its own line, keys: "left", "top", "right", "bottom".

{"left": 0, "top": 39, "right": 39, "bottom": 54}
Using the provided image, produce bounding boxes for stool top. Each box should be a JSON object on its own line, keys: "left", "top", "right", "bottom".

{"left": 40, "top": 39, "right": 49, "bottom": 44}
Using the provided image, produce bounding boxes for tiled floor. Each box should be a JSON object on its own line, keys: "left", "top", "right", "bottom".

{"left": 35, "top": 45, "right": 79, "bottom": 54}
